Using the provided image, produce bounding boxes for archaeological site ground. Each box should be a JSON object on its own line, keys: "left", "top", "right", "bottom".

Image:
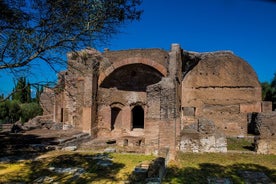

{"left": 1, "top": 44, "right": 276, "bottom": 183}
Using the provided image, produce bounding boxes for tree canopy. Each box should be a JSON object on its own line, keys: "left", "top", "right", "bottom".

{"left": 261, "top": 73, "right": 276, "bottom": 110}
{"left": 0, "top": 0, "right": 142, "bottom": 73}
{"left": 12, "top": 77, "right": 31, "bottom": 103}
{"left": 0, "top": 77, "right": 43, "bottom": 123}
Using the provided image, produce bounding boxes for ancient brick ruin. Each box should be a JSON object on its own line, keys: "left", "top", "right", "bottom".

{"left": 40, "top": 44, "right": 274, "bottom": 156}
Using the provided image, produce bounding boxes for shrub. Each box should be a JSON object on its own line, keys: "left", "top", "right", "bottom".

{"left": 20, "top": 102, "right": 43, "bottom": 123}
{"left": 8, "top": 100, "right": 21, "bottom": 122}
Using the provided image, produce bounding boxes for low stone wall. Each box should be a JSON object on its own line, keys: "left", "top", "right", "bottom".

{"left": 179, "top": 129, "right": 227, "bottom": 153}
{"left": 255, "top": 137, "right": 276, "bottom": 154}
{"left": 249, "top": 111, "right": 276, "bottom": 154}
{"left": 0, "top": 123, "right": 13, "bottom": 132}
{"left": 130, "top": 157, "right": 166, "bottom": 183}
{"left": 179, "top": 118, "right": 227, "bottom": 153}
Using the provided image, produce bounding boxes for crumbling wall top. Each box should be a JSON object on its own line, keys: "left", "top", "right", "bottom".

{"left": 182, "top": 51, "right": 260, "bottom": 88}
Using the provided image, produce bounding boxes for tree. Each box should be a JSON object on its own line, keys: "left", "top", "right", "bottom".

{"left": 33, "top": 85, "right": 44, "bottom": 103}
{"left": 12, "top": 77, "right": 31, "bottom": 103}
{"left": 0, "top": 0, "right": 142, "bottom": 73}
{"left": 7, "top": 100, "right": 21, "bottom": 123}
{"left": 262, "top": 73, "right": 276, "bottom": 110}
{"left": 261, "top": 82, "right": 273, "bottom": 101}
{"left": 271, "top": 73, "right": 276, "bottom": 89}
{"left": 271, "top": 73, "right": 276, "bottom": 109}
{"left": 20, "top": 102, "right": 43, "bottom": 123}
{"left": 0, "top": 100, "right": 9, "bottom": 123}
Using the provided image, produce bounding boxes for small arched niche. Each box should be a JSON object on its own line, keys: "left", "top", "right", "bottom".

{"left": 132, "top": 105, "right": 144, "bottom": 129}
{"left": 111, "top": 107, "right": 122, "bottom": 131}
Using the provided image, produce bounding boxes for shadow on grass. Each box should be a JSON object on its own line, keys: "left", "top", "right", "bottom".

{"left": 227, "top": 137, "right": 256, "bottom": 152}
{"left": 242, "top": 145, "right": 255, "bottom": 151}
{"left": 0, "top": 131, "right": 56, "bottom": 160}
{"left": 164, "top": 163, "right": 276, "bottom": 184}
{"left": 4, "top": 153, "right": 125, "bottom": 183}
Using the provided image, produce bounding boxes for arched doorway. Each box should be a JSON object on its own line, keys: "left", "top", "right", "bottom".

{"left": 132, "top": 106, "right": 144, "bottom": 129}
{"left": 111, "top": 107, "right": 122, "bottom": 130}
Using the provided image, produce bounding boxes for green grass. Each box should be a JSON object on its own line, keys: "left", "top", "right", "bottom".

{"left": 227, "top": 137, "right": 255, "bottom": 151}
{"left": 1, "top": 150, "right": 275, "bottom": 184}
{"left": 164, "top": 152, "right": 276, "bottom": 184}
{"left": 0, "top": 150, "right": 155, "bottom": 184}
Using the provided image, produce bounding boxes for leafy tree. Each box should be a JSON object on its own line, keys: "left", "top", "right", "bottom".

{"left": 7, "top": 100, "right": 21, "bottom": 123}
{"left": 261, "top": 82, "right": 273, "bottom": 101}
{"left": 0, "top": 101, "right": 9, "bottom": 123}
{"left": 20, "top": 102, "right": 43, "bottom": 123}
{"left": 0, "top": 0, "right": 142, "bottom": 72}
{"left": 271, "top": 73, "right": 276, "bottom": 109}
{"left": 262, "top": 73, "right": 276, "bottom": 110}
{"left": 271, "top": 73, "right": 276, "bottom": 89}
{"left": 33, "top": 85, "right": 44, "bottom": 103}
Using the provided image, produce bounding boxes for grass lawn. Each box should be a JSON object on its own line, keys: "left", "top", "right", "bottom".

{"left": 164, "top": 152, "right": 276, "bottom": 184}
{"left": 0, "top": 150, "right": 155, "bottom": 184}
{"left": 0, "top": 150, "right": 275, "bottom": 183}
{"left": 227, "top": 137, "right": 255, "bottom": 151}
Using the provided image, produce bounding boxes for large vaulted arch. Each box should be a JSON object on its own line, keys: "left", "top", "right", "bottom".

{"left": 100, "top": 63, "right": 165, "bottom": 91}
{"left": 98, "top": 57, "right": 167, "bottom": 88}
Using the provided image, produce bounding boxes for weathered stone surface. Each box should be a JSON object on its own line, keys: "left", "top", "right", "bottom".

{"left": 40, "top": 44, "right": 263, "bottom": 156}
{"left": 181, "top": 51, "right": 262, "bottom": 137}
{"left": 179, "top": 126, "right": 227, "bottom": 153}
{"left": 182, "top": 107, "right": 196, "bottom": 116}
{"left": 249, "top": 111, "right": 276, "bottom": 137}
{"left": 62, "top": 146, "right": 77, "bottom": 151}
{"left": 198, "top": 118, "right": 216, "bottom": 134}
{"left": 104, "top": 147, "right": 116, "bottom": 153}
{"left": 147, "top": 157, "right": 165, "bottom": 178}
{"left": 207, "top": 177, "right": 233, "bottom": 184}
{"left": 130, "top": 157, "right": 166, "bottom": 183}
{"left": 248, "top": 111, "right": 276, "bottom": 154}
{"left": 261, "top": 101, "right": 272, "bottom": 112}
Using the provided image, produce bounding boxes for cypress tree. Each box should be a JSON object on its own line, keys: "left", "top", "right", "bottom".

{"left": 12, "top": 77, "right": 32, "bottom": 103}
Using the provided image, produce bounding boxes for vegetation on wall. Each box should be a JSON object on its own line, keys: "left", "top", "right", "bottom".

{"left": 261, "top": 73, "right": 276, "bottom": 110}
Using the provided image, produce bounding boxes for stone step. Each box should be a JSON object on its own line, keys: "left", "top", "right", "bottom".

{"left": 56, "top": 133, "right": 91, "bottom": 147}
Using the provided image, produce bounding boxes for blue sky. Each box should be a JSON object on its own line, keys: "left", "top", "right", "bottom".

{"left": 1, "top": 0, "right": 276, "bottom": 96}
{"left": 105, "top": 0, "right": 276, "bottom": 81}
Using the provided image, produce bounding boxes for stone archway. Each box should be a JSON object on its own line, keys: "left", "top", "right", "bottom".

{"left": 98, "top": 57, "right": 167, "bottom": 86}
{"left": 99, "top": 63, "right": 164, "bottom": 91}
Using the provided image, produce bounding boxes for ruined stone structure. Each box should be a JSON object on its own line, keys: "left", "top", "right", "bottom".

{"left": 248, "top": 109, "right": 276, "bottom": 154}
{"left": 40, "top": 44, "right": 266, "bottom": 156}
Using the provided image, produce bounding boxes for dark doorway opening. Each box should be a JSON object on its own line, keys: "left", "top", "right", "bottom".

{"left": 132, "top": 106, "right": 144, "bottom": 129}
{"left": 111, "top": 107, "right": 121, "bottom": 130}
{"left": 60, "top": 108, "right": 64, "bottom": 122}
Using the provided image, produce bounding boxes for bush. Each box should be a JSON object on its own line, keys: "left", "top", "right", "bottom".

{"left": 0, "top": 101, "right": 9, "bottom": 123}
{"left": 20, "top": 102, "right": 43, "bottom": 123}
{"left": 0, "top": 100, "right": 21, "bottom": 123}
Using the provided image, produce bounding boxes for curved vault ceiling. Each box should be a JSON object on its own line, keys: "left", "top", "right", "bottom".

{"left": 100, "top": 63, "right": 164, "bottom": 91}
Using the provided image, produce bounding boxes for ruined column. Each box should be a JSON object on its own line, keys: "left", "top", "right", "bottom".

{"left": 145, "top": 44, "right": 182, "bottom": 159}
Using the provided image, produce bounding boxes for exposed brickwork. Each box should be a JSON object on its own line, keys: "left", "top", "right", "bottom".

{"left": 261, "top": 101, "right": 272, "bottom": 112}
{"left": 40, "top": 44, "right": 268, "bottom": 156}
{"left": 181, "top": 51, "right": 262, "bottom": 137}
